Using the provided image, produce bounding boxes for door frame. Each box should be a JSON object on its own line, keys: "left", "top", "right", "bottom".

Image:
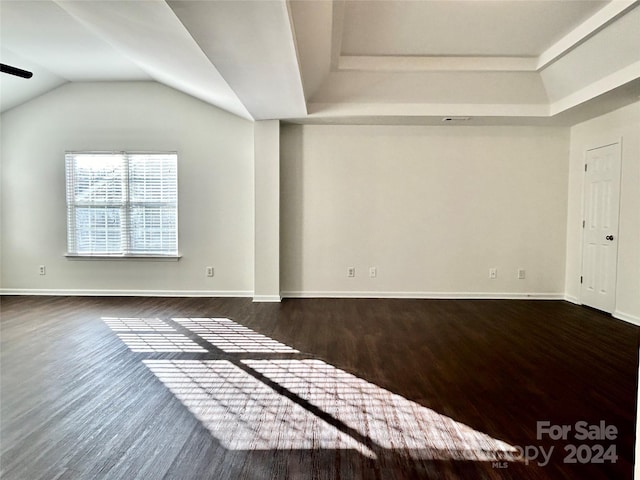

{"left": 578, "top": 138, "right": 623, "bottom": 313}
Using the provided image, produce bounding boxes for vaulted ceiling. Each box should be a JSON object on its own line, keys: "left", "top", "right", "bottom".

{"left": 1, "top": 0, "right": 639, "bottom": 125}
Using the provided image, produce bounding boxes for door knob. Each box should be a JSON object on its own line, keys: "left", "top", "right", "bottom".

{"left": 605, "top": 235, "right": 614, "bottom": 241}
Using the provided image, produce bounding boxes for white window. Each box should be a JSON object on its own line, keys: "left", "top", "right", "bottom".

{"left": 65, "top": 152, "right": 178, "bottom": 257}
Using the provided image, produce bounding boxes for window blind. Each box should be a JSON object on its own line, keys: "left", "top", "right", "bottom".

{"left": 65, "top": 152, "right": 178, "bottom": 257}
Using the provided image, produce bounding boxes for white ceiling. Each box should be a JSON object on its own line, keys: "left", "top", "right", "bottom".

{"left": 340, "top": 0, "right": 608, "bottom": 57}
{"left": 1, "top": 0, "right": 638, "bottom": 125}
{"left": 0, "top": 0, "right": 150, "bottom": 81}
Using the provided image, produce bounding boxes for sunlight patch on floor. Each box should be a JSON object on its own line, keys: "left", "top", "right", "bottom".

{"left": 109, "top": 315, "right": 520, "bottom": 463}
{"left": 172, "top": 318, "right": 299, "bottom": 353}
{"left": 103, "top": 317, "right": 175, "bottom": 332}
{"left": 243, "top": 359, "right": 519, "bottom": 462}
{"left": 143, "top": 359, "right": 375, "bottom": 457}
{"left": 117, "top": 333, "right": 207, "bottom": 352}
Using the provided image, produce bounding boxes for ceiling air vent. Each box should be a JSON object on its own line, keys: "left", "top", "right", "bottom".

{"left": 442, "top": 116, "right": 471, "bottom": 122}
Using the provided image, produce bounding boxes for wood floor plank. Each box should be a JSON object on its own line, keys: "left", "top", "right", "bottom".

{"left": 1, "top": 296, "right": 637, "bottom": 479}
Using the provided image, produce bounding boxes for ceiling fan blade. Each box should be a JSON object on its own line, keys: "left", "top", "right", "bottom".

{"left": 0, "top": 63, "right": 33, "bottom": 79}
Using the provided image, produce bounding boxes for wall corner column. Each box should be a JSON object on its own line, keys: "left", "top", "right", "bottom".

{"left": 253, "top": 120, "right": 281, "bottom": 302}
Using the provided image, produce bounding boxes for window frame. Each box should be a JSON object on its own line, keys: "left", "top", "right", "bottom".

{"left": 65, "top": 150, "right": 180, "bottom": 260}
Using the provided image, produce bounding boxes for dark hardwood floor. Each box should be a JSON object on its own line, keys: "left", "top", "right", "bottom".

{"left": 1, "top": 296, "right": 637, "bottom": 479}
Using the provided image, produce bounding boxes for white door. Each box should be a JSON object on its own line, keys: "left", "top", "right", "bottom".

{"left": 580, "top": 142, "right": 622, "bottom": 313}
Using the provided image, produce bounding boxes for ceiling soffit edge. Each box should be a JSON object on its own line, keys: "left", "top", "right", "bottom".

{"left": 333, "top": 0, "right": 639, "bottom": 74}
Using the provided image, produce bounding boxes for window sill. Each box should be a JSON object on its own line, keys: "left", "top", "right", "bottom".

{"left": 65, "top": 254, "right": 181, "bottom": 262}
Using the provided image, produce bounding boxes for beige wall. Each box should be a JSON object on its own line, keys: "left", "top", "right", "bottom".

{"left": 0, "top": 82, "right": 255, "bottom": 295}
{"left": 566, "top": 101, "right": 640, "bottom": 324}
{"left": 2, "top": 81, "right": 635, "bottom": 307}
{"left": 281, "top": 124, "right": 570, "bottom": 297}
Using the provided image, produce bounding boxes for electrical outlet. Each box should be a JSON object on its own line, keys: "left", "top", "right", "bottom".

{"left": 369, "top": 267, "right": 377, "bottom": 278}
{"left": 517, "top": 268, "right": 526, "bottom": 280}
{"left": 489, "top": 268, "right": 497, "bottom": 279}
{"left": 347, "top": 267, "right": 355, "bottom": 278}
{"left": 206, "top": 266, "right": 214, "bottom": 277}
{"left": 39, "top": 265, "right": 46, "bottom": 276}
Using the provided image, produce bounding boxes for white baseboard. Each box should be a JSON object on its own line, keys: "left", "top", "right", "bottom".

{"left": 0, "top": 288, "right": 253, "bottom": 298}
{"left": 564, "top": 294, "right": 581, "bottom": 305}
{"left": 1, "top": 289, "right": 604, "bottom": 306}
{"left": 281, "top": 291, "right": 565, "bottom": 300}
{"left": 561, "top": 297, "right": 639, "bottom": 325}
{"left": 613, "top": 310, "right": 640, "bottom": 326}
{"left": 253, "top": 295, "right": 282, "bottom": 303}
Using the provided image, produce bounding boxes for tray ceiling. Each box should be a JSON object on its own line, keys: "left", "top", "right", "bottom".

{"left": 340, "top": 1, "right": 608, "bottom": 57}
{"left": 1, "top": 0, "right": 638, "bottom": 125}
